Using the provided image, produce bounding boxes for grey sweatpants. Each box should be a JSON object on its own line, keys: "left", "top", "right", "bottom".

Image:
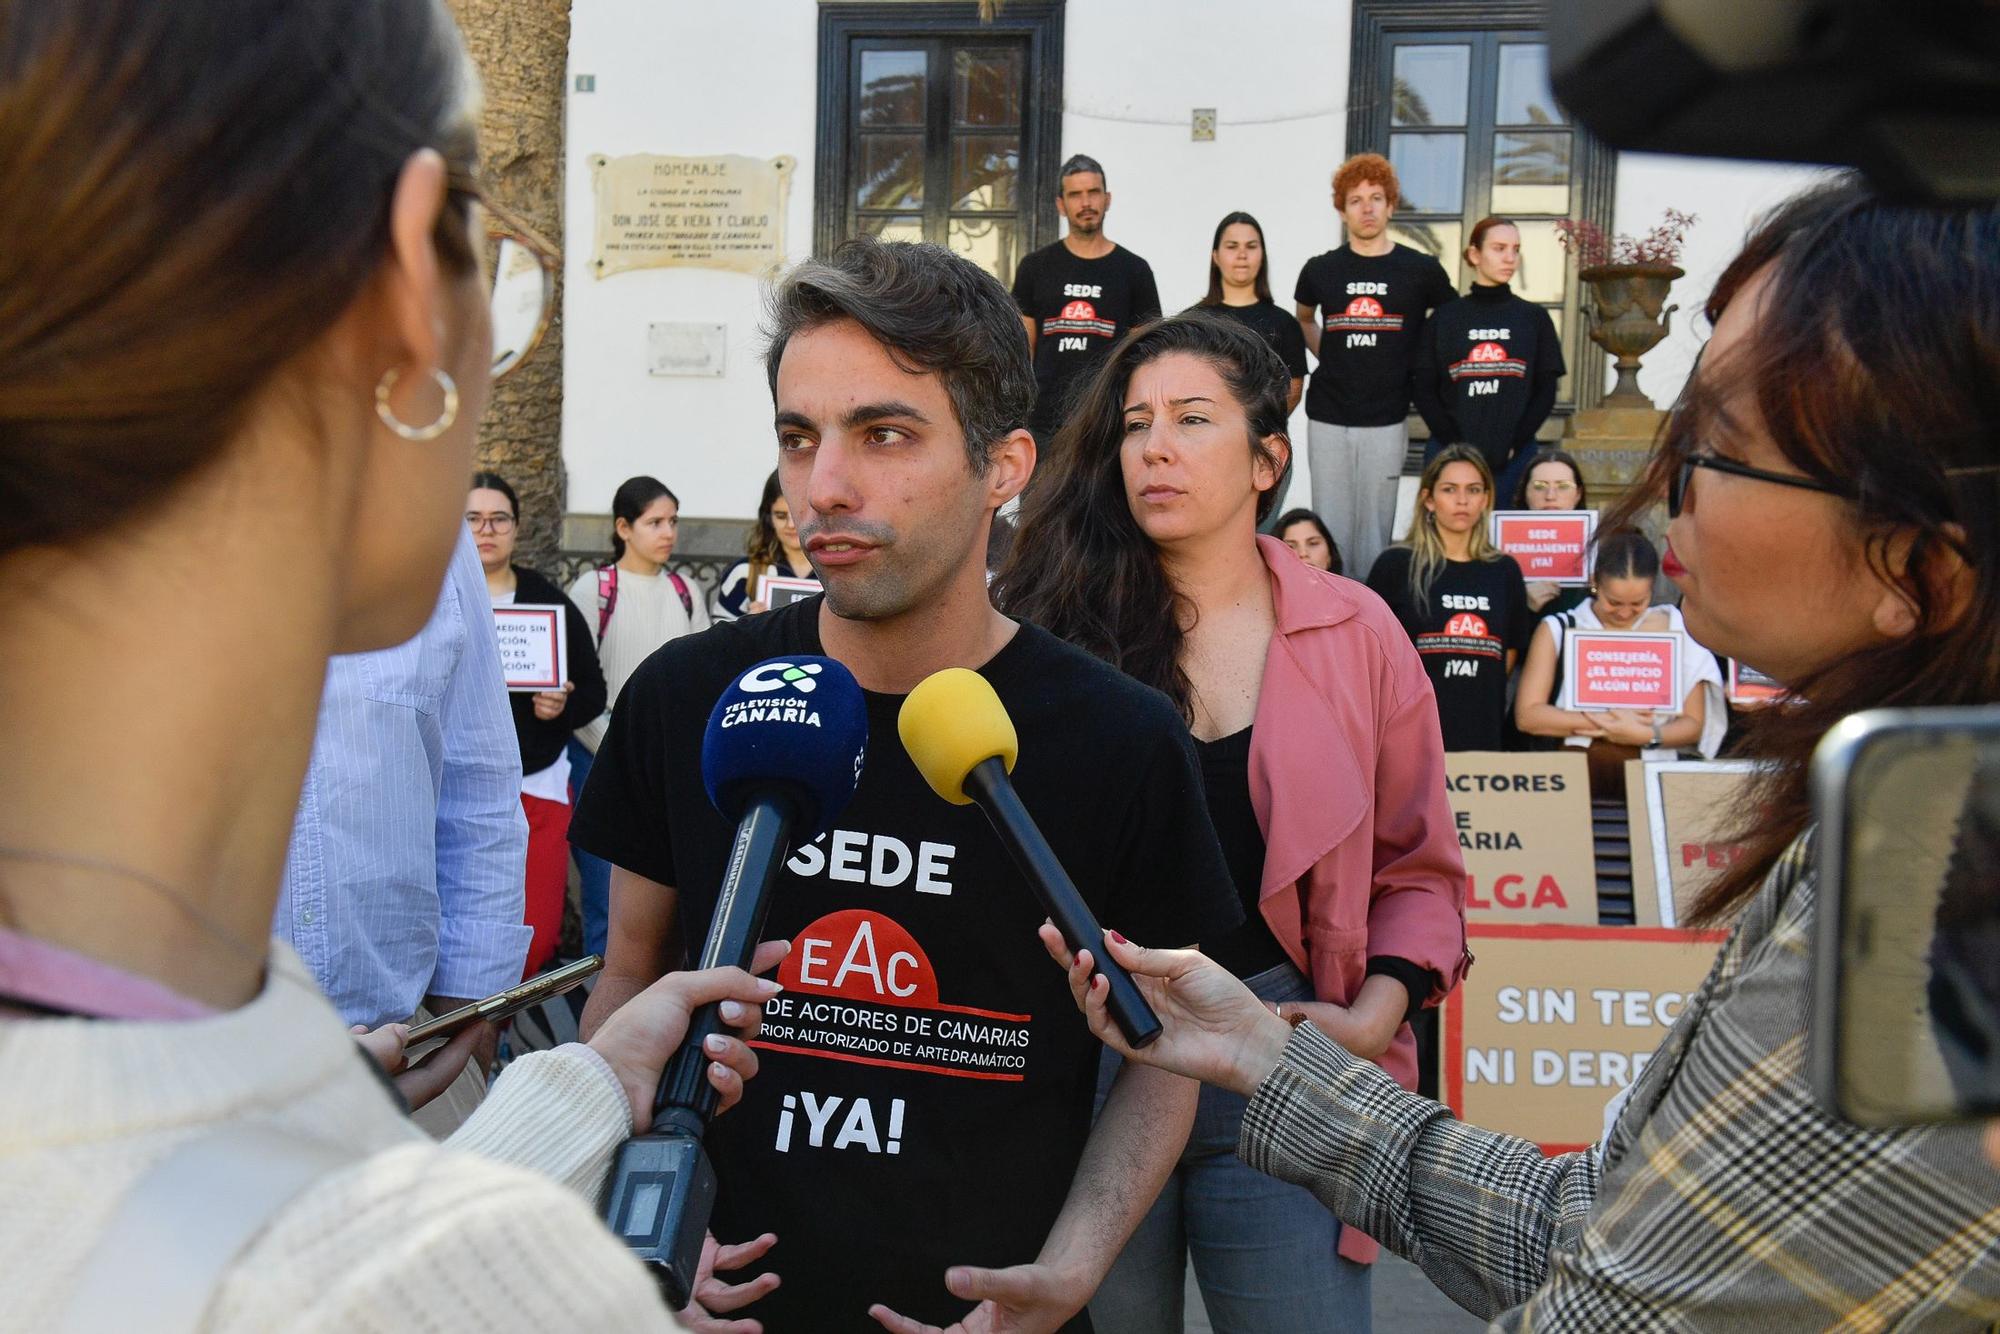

{"left": 1307, "top": 418, "right": 1408, "bottom": 579}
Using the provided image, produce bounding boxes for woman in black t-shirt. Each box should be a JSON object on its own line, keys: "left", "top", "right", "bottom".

{"left": 1192, "top": 211, "right": 1308, "bottom": 527}
{"left": 998, "top": 312, "right": 1466, "bottom": 1331}
{"left": 1366, "top": 444, "right": 1532, "bottom": 751}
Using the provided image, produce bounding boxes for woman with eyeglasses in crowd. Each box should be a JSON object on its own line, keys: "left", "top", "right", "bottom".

{"left": 1513, "top": 449, "right": 1592, "bottom": 614}
{"left": 466, "top": 472, "right": 607, "bottom": 977}
{"left": 712, "top": 468, "right": 815, "bottom": 620}
{"left": 1043, "top": 177, "right": 2000, "bottom": 1328}
{"left": 1, "top": 5, "right": 779, "bottom": 1328}
{"left": 1513, "top": 526, "right": 1724, "bottom": 799}
{"left": 1365, "top": 444, "right": 1533, "bottom": 752}
{"left": 998, "top": 312, "right": 1465, "bottom": 1333}
{"left": 564, "top": 474, "right": 709, "bottom": 958}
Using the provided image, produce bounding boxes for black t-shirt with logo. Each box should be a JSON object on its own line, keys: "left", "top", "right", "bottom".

{"left": 1413, "top": 283, "right": 1566, "bottom": 474}
{"left": 1363, "top": 548, "right": 1532, "bottom": 752}
{"left": 1012, "top": 242, "right": 1162, "bottom": 439}
{"left": 1194, "top": 299, "right": 1310, "bottom": 382}
{"left": 569, "top": 599, "right": 1238, "bottom": 1332}
{"left": 1294, "top": 243, "right": 1456, "bottom": 427}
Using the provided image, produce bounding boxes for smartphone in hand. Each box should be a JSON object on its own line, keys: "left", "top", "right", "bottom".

{"left": 406, "top": 955, "right": 604, "bottom": 1045}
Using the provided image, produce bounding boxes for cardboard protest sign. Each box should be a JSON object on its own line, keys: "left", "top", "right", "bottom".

{"left": 1561, "top": 631, "right": 1681, "bottom": 712}
{"left": 1442, "top": 923, "right": 1726, "bottom": 1150}
{"left": 1446, "top": 753, "right": 1598, "bottom": 925}
{"left": 493, "top": 604, "right": 566, "bottom": 693}
{"left": 1726, "top": 659, "right": 1786, "bottom": 706}
{"left": 758, "top": 573, "right": 822, "bottom": 610}
{"left": 1639, "top": 760, "right": 1761, "bottom": 927}
{"left": 1489, "top": 510, "right": 1597, "bottom": 585}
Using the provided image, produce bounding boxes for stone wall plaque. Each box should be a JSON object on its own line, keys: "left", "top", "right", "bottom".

{"left": 589, "top": 153, "right": 796, "bottom": 279}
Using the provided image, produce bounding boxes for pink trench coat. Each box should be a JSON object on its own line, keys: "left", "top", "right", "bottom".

{"left": 1244, "top": 536, "right": 1471, "bottom": 1264}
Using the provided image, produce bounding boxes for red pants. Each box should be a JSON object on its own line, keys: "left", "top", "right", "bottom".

{"left": 521, "top": 793, "right": 572, "bottom": 978}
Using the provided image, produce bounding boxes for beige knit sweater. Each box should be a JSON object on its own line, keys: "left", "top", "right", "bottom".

{"left": 0, "top": 945, "right": 678, "bottom": 1331}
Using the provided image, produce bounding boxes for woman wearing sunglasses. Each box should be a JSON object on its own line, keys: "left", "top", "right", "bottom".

{"left": 2, "top": 5, "right": 778, "bottom": 1329}
{"left": 1043, "top": 177, "right": 2000, "bottom": 1328}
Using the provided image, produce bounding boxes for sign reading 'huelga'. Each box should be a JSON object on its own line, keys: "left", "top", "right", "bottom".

{"left": 1445, "top": 752, "right": 1598, "bottom": 925}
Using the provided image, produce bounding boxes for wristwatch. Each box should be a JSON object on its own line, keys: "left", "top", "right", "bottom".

{"left": 1650, "top": 716, "right": 1666, "bottom": 748}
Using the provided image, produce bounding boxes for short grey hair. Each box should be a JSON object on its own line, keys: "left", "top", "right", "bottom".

{"left": 1059, "top": 153, "right": 1105, "bottom": 188}
{"left": 762, "top": 238, "right": 1036, "bottom": 470}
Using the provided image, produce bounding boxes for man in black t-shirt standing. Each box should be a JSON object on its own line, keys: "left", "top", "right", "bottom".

{"left": 1011, "top": 154, "right": 1162, "bottom": 445}
{"left": 573, "top": 238, "right": 1237, "bottom": 1333}
{"left": 1295, "top": 152, "right": 1455, "bottom": 577}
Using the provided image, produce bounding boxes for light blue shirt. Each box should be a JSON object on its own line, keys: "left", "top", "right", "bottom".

{"left": 278, "top": 529, "right": 531, "bottom": 1028}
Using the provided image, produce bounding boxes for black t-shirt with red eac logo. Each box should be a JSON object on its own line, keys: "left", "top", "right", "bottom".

{"left": 1011, "top": 242, "right": 1161, "bottom": 440}
{"left": 1364, "top": 547, "right": 1532, "bottom": 752}
{"left": 1294, "top": 243, "right": 1456, "bottom": 427}
{"left": 568, "top": 598, "right": 1237, "bottom": 1332}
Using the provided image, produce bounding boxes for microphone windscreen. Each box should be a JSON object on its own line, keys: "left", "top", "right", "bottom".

{"left": 702, "top": 656, "right": 866, "bottom": 838}
{"left": 897, "top": 668, "right": 1018, "bottom": 805}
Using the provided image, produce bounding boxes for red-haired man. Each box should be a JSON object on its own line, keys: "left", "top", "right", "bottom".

{"left": 1294, "top": 153, "right": 1454, "bottom": 575}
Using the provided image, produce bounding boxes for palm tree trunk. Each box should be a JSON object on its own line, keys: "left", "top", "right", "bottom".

{"left": 446, "top": 0, "right": 569, "bottom": 573}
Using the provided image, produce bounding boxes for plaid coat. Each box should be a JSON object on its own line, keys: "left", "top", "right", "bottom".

{"left": 1239, "top": 837, "right": 2000, "bottom": 1330}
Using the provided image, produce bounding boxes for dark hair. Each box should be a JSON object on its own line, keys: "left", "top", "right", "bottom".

{"left": 1513, "top": 449, "right": 1589, "bottom": 509}
{"left": 1590, "top": 526, "right": 1657, "bottom": 584}
{"left": 746, "top": 469, "right": 785, "bottom": 567}
{"left": 1332, "top": 152, "right": 1399, "bottom": 211}
{"left": 762, "top": 238, "right": 1034, "bottom": 470}
{"left": 1059, "top": 154, "right": 1106, "bottom": 189}
{"left": 1202, "top": 212, "right": 1274, "bottom": 306}
{"left": 469, "top": 471, "right": 520, "bottom": 520}
{"left": 609, "top": 475, "right": 678, "bottom": 560}
{"left": 995, "top": 312, "right": 1291, "bottom": 721}
{"left": 1466, "top": 215, "right": 1519, "bottom": 263}
{"left": 1608, "top": 176, "right": 2000, "bottom": 924}
{"left": 1273, "top": 507, "right": 1343, "bottom": 576}
{"left": 0, "top": 2, "right": 477, "bottom": 558}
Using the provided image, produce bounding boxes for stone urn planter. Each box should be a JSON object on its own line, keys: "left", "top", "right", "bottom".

{"left": 1579, "top": 262, "right": 1681, "bottom": 409}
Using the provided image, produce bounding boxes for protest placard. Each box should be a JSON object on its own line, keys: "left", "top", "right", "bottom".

{"left": 1561, "top": 631, "right": 1681, "bottom": 712}
{"left": 1489, "top": 510, "right": 1597, "bottom": 585}
{"left": 1726, "top": 658, "right": 1787, "bottom": 706}
{"left": 1446, "top": 752, "right": 1598, "bottom": 925}
{"left": 1442, "top": 923, "right": 1726, "bottom": 1150}
{"left": 758, "top": 573, "right": 822, "bottom": 610}
{"left": 1638, "top": 760, "right": 1761, "bottom": 927}
{"left": 493, "top": 604, "right": 566, "bottom": 693}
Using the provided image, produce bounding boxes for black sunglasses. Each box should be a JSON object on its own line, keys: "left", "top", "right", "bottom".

{"left": 1667, "top": 453, "right": 1854, "bottom": 518}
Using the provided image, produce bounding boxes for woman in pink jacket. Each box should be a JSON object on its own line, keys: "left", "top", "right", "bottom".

{"left": 997, "top": 311, "right": 1468, "bottom": 1333}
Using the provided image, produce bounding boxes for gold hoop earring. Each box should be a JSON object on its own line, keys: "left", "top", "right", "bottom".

{"left": 374, "top": 367, "right": 460, "bottom": 442}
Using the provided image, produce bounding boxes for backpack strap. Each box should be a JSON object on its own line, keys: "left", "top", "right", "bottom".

{"left": 61, "top": 1125, "right": 360, "bottom": 1334}
{"left": 668, "top": 570, "right": 694, "bottom": 619}
{"left": 595, "top": 564, "right": 619, "bottom": 645}
{"left": 1548, "top": 611, "right": 1574, "bottom": 704}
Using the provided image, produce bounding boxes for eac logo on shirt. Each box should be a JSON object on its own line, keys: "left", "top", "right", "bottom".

{"left": 1446, "top": 612, "right": 1490, "bottom": 638}
{"left": 1060, "top": 298, "right": 1098, "bottom": 321}
{"left": 1469, "top": 341, "right": 1509, "bottom": 363}
{"left": 1344, "top": 296, "right": 1384, "bottom": 318}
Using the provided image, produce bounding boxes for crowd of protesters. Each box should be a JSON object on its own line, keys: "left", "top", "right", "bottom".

{"left": 4, "top": 5, "right": 1997, "bottom": 1334}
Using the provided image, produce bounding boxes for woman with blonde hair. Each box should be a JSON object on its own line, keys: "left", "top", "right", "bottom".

{"left": 1364, "top": 444, "right": 1532, "bottom": 751}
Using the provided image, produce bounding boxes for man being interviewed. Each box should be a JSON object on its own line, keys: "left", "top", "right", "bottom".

{"left": 572, "top": 238, "right": 1240, "bottom": 1333}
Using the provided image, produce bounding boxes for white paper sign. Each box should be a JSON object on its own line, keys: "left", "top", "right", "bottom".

{"left": 494, "top": 604, "right": 567, "bottom": 693}
{"left": 757, "top": 573, "right": 822, "bottom": 610}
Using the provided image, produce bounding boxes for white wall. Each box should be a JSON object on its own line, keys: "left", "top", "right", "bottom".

{"left": 1608, "top": 152, "right": 1830, "bottom": 406}
{"left": 558, "top": 2, "right": 1827, "bottom": 522}
{"left": 562, "top": 0, "right": 820, "bottom": 520}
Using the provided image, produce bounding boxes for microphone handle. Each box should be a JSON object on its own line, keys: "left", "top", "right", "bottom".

{"left": 652, "top": 791, "right": 797, "bottom": 1126}
{"left": 962, "top": 758, "right": 1162, "bottom": 1049}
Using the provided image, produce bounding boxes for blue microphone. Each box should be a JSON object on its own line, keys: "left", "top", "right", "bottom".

{"left": 602, "top": 656, "right": 865, "bottom": 1306}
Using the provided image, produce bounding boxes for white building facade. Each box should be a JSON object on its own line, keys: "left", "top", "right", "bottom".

{"left": 557, "top": 0, "right": 1821, "bottom": 547}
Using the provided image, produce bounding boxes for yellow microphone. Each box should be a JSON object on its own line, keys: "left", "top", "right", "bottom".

{"left": 898, "top": 669, "right": 1161, "bottom": 1047}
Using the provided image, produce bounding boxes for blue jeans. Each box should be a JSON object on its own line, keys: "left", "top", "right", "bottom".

{"left": 566, "top": 738, "right": 612, "bottom": 958}
{"left": 1090, "top": 961, "right": 1372, "bottom": 1334}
